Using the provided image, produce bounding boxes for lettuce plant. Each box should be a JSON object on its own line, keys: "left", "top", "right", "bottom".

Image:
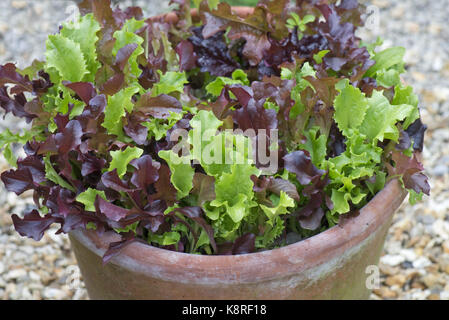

{"left": 0, "top": 0, "right": 429, "bottom": 263}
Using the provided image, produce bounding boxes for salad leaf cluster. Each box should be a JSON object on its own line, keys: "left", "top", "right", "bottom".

{"left": 0, "top": 0, "right": 429, "bottom": 262}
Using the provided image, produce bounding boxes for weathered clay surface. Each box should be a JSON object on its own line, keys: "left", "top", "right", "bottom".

{"left": 69, "top": 179, "right": 407, "bottom": 300}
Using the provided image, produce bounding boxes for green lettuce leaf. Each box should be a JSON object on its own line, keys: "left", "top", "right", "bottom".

{"left": 188, "top": 109, "right": 223, "bottom": 165}
{"left": 392, "top": 84, "right": 420, "bottom": 130}
{"left": 45, "top": 34, "right": 88, "bottom": 82}
{"left": 365, "top": 47, "right": 406, "bottom": 78}
{"left": 113, "top": 18, "right": 145, "bottom": 77}
{"left": 259, "top": 191, "right": 295, "bottom": 221}
{"left": 158, "top": 150, "right": 194, "bottom": 199}
{"left": 60, "top": 13, "right": 100, "bottom": 81}
{"left": 76, "top": 188, "right": 107, "bottom": 212}
{"left": 205, "top": 69, "right": 249, "bottom": 97}
{"left": 301, "top": 126, "right": 327, "bottom": 169}
{"left": 143, "top": 110, "right": 184, "bottom": 141}
{"left": 210, "top": 163, "right": 260, "bottom": 224}
{"left": 43, "top": 154, "right": 75, "bottom": 192}
{"left": 148, "top": 231, "right": 181, "bottom": 246}
{"left": 360, "top": 90, "right": 414, "bottom": 142}
{"left": 334, "top": 79, "right": 368, "bottom": 133}
{"left": 0, "top": 128, "right": 41, "bottom": 167}
{"left": 102, "top": 86, "right": 140, "bottom": 137}
{"left": 108, "top": 146, "right": 144, "bottom": 178}
{"left": 152, "top": 71, "right": 188, "bottom": 96}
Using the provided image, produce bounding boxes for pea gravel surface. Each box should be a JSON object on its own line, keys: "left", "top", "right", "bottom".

{"left": 0, "top": 0, "right": 448, "bottom": 300}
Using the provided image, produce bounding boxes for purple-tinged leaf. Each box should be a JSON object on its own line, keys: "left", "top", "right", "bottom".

{"left": 217, "top": 233, "right": 256, "bottom": 255}
{"left": 268, "top": 178, "right": 300, "bottom": 202}
{"left": 175, "top": 40, "right": 197, "bottom": 72}
{"left": 63, "top": 81, "right": 97, "bottom": 105}
{"left": 1, "top": 168, "right": 34, "bottom": 195}
{"left": 100, "top": 73, "right": 125, "bottom": 96}
{"left": 101, "top": 169, "right": 136, "bottom": 192}
{"left": 115, "top": 43, "right": 138, "bottom": 71}
{"left": 134, "top": 93, "right": 182, "bottom": 119}
{"left": 0, "top": 87, "right": 35, "bottom": 122}
{"left": 11, "top": 210, "right": 60, "bottom": 241}
{"left": 102, "top": 231, "right": 139, "bottom": 265}
{"left": 172, "top": 206, "right": 217, "bottom": 253}
{"left": 387, "top": 151, "right": 430, "bottom": 196}
{"left": 283, "top": 150, "right": 325, "bottom": 186}
{"left": 298, "top": 207, "right": 325, "bottom": 230}
{"left": 130, "top": 155, "right": 160, "bottom": 192}
{"left": 188, "top": 26, "right": 239, "bottom": 76}
{"left": 55, "top": 120, "right": 83, "bottom": 153}
{"left": 405, "top": 118, "right": 427, "bottom": 152}
{"left": 124, "top": 112, "right": 149, "bottom": 145}
{"left": 0, "top": 63, "right": 32, "bottom": 91}
{"left": 192, "top": 173, "right": 216, "bottom": 206}
{"left": 95, "top": 195, "right": 130, "bottom": 222}
{"left": 232, "top": 233, "right": 256, "bottom": 254}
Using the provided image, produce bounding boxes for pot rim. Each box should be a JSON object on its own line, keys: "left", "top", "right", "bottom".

{"left": 69, "top": 5, "right": 408, "bottom": 283}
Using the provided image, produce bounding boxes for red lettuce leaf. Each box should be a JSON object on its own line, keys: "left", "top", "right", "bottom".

{"left": 130, "top": 155, "right": 160, "bottom": 192}
{"left": 283, "top": 150, "right": 325, "bottom": 185}
{"left": 11, "top": 210, "right": 60, "bottom": 241}
{"left": 188, "top": 26, "right": 239, "bottom": 76}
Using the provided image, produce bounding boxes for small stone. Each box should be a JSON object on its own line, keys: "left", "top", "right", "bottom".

{"left": 11, "top": 1, "right": 27, "bottom": 9}
{"left": 379, "top": 262, "right": 399, "bottom": 276}
{"left": 381, "top": 254, "right": 405, "bottom": 267}
{"left": 432, "top": 58, "right": 444, "bottom": 72}
{"left": 441, "top": 291, "right": 449, "bottom": 300}
{"left": 32, "top": 290, "right": 42, "bottom": 300}
{"left": 373, "top": 287, "right": 398, "bottom": 299}
{"left": 428, "top": 293, "right": 441, "bottom": 300}
{"left": 0, "top": 22, "right": 8, "bottom": 33}
{"left": 417, "top": 215, "right": 435, "bottom": 225}
{"left": 34, "top": 4, "right": 43, "bottom": 15}
{"left": 21, "top": 287, "right": 33, "bottom": 300}
{"left": 422, "top": 274, "right": 441, "bottom": 288}
{"left": 372, "top": 0, "right": 389, "bottom": 8}
{"left": 28, "top": 271, "right": 41, "bottom": 282}
{"left": 28, "top": 283, "right": 44, "bottom": 291}
{"left": 43, "top": 287, "right": 68, "bottom": 300}
{"left": 401, "top": 261, "right": 414, "bottom": 269}
{"left": 391, "top": 5, "right": 405, "bottom": 18}
{"left": 405, "top": 270, "right": 420, "bottom": 282}
{"left": 442, "top": 241, "right": 449, "bottom": 254}
{"left": 385, "top": 274, "right": 406, "bottom": 287}
{"left": 432, "top": 220, "right": 449, "bottom": 240}
{"left": 411, "top": 279, "right": 426, "bottom": 290}
{"left": 373, "top": 0, "right": 390, "bottom": 8}
{"left": 0, "top": 261, "right": 4, "bottom": 274}
{"left": 5, "top": 269, "right": 28, "bottom": 281}
{"left": 405, "top": 22, "right": 420, "bottom": 34}
{"left": 413, "top": 257, "right": 432, "bottom": 269}
{"left": 443, "top": 264, "right": 449, "bottom": 275}
{"left": 432, "top": 165, "right": 448, "bottom": 177}
{"left": 411, "top": 71, "right": 427, "bottom": 82}
{"left": 428, "top": 23, "right": 442, "bottom": 35}
{"left": 400, "top": 249, "right": 417, "bottom": 261}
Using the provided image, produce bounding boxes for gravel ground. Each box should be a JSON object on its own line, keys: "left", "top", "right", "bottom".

{"left": 0, "top": 0, "right": 448, "bottom": 300}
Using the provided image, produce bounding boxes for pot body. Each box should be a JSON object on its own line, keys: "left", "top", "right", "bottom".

{"left": 69, "top": 179, "right": 406, "bottom": 300}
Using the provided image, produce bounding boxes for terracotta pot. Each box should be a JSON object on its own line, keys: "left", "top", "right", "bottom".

{"left": 68, "top": 7, "right": 408, "bottom": 300}
{"left": 69, "top": 178, "right": 406, "bottom": 300}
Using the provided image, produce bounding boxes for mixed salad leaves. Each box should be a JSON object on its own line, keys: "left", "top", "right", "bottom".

{"left": 0, "top": 0, "right": 429, "bottom": 263}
